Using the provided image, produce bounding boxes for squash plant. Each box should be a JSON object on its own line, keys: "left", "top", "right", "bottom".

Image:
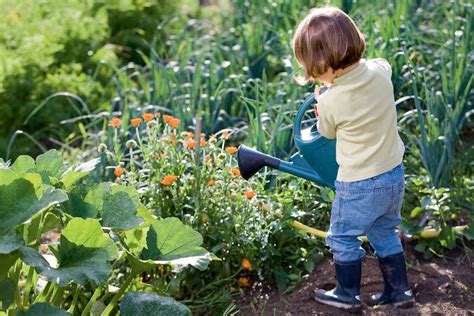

{"left": 0, "top": 150, "right": 211, "bottom": 315}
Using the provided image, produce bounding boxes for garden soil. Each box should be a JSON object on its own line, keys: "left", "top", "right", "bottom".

{"left": 234, "top": 245, "right": 474, "bottom": 315}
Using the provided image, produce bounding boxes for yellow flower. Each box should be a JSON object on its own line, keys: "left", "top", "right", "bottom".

{"left": 226, "top": 146, "right": 238, "bottom": 154}
{"left": 245, "top": 190, "right": 255, "bottom": 199}
{"left": 114, "top": 166, "right": 124, "bottom": 177}
{"left": 242, "top": 258, "right": 253, "bottom": 271}
{"left": 161, "top": 175, "right": 178, "bottom": 186}
{"left": 108, "top": 118, "right": 122, "bottom": 128}
{"left": 200, "top": 215, "right": 209, "bottom": 224}
{"left": 208, "top": 179, "right": 215, "bottom": 186}
{"left": 142, "top": 113, "right": 154, "bottom": 122}
{"left": 130, "top": 118, "right": 142, "bottom": 127}
{"left": 231, "top": 168, "right": 240, "bottom": 177}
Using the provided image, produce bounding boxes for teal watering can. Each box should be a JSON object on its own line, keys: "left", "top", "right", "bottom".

{"left": 237, "top": 93, "right": 339, "bottom": 189}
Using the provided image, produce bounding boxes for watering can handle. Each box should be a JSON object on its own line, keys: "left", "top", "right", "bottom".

{"left": 293, "top": 94, "right": 316, "bottom": 137}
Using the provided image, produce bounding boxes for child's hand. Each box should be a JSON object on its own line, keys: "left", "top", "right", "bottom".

{"left": 314, "top": 85, "right": 329, "bottom": 98}
{"left": 314, "top": 85, "right": 328, "bottom": 117}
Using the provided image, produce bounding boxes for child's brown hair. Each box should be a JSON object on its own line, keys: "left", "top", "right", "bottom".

{"left": 292, "top": 7, "right": 365, "bottom": 83}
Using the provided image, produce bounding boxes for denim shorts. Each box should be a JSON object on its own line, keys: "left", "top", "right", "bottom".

{"left": 325, "top": 164, "right": 405, "bottom": 263}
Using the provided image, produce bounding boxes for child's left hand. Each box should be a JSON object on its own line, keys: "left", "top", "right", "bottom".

{"left": 314, "top": 85, "right": 329, "bottom": 117}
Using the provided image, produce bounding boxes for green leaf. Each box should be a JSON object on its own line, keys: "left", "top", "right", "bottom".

{"left": 120, "top": 292, "right": 191, "bottom": 316}
{"left": 61, "top": 171, "right": 88, "bottom": 191}
{"left": 84, "top": 183, "right": 144, "bottom": 229}
{"left": 60, "top": 158, "right": 100, "bottom": 191}
{"left": 0, "top": 253, "right": 19, "bottom": 282}
{"left": 20, "top": 218, "right": 117, "bottom": 287}
{"left": 410, "top": 207, "right": 424, "bottom": 218}
{"left": 11, "top": 156, "right": 36, "bottom": 175}
{"left": 439, "top": 226, "right": 456, "bottom": 249}
{"left": 74, "top": 158, "right": 100, "bottom": 172}
{"left": 0, "top": 230, "right": 23, "bottom": 254}
{"left": 17, "top": 303, "right": 71, "bottom": 316}
{"left": 0, "top": 177, "right": 68, "bottom": 253}
{"left": 140, "top": 218, "right": 210, "bottom": 272}
{"left": 463, "top": 224, "right": 474, "bottom": 241}
{"left": 0, "top": 278, "right": 15, "bottom": 311}
{"left": 35, "top": 150, "right": 65, "bottom": 185}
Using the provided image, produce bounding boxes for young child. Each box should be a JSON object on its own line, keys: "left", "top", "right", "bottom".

{"left": 292, "top": 7, "right": 414, "bottom": 311}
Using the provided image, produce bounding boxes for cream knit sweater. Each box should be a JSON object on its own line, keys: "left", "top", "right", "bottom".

{"left": 317, "top": 58, "right": 405, "bottom": 182}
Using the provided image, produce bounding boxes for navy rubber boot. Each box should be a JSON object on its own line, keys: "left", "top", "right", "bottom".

{"left": 369, "top": 252, "right": 415, "bottom": 308}
{"left": 314, "top": 259, "right": 362, "bottom": 312}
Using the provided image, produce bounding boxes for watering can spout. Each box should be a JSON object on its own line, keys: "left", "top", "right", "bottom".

{"left": 237, "top": 145, "right": 334, "bottom": 189}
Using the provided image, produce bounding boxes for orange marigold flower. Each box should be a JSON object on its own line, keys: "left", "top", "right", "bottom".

{"left": 242, "top": 258, "right": 253, "bottom": 271}
{"left": 183, "top": 131, "right": 194, "bottom": 138}
{"left": 186, "top": 139, "right": 197, "bottom": 149}
{"left": 245, "top": 190, "right": 255, "bottom": 199}
{"left": 161, "top": 175, "right": 178, "bottom": 186}
{"left": 114, "top": 167, "right": 124, "bottom": 177}
{"left": 200, "top": 137, "right": 207, "bottom": 148}
{"left": 238, "top": 276, "right": 250, "bottom": 287}
{"left": 108, "top": 118, "right": 122, "bottom": 128}
{"left": 231, "top": 168, "right": 240, "bottom": 177}
{"left": 221, "top": 130, "right": 229, "bottom": 140}
{"left": 226, "top": 146, "right": 238, "bottom": 154}
{"left": 208, "top": 179, "right": 215, "bottom": 186}
{"left": 168, "top": 117, "right": 180, "bottom": 129}
{"left": 142, "top": 113, "right": 154, "bottom": 122}
{"left": 163, "top": 114, "right": 173, "bottom": 123}
{"left": 130, "top": 118, "right": 142, "bottom": 127}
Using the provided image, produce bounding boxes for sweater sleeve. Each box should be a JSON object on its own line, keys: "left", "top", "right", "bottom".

{"left": 316, "top": 99, "right": 336, "bottom": 139}
{"left": 371, "top": 58, "right": 392, "bottom": 78}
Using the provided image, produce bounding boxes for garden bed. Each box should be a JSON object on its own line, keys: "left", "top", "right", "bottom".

{"left": 235, "top": 243, "right": 474, "bottom": 315}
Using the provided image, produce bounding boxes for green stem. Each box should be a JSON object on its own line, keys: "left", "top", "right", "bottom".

{"left": 81, "top": 286, "right": 103, "bottom": 316}
{"left": 12, "top": 261, "right": 23, "bottom": 311}
{"left": 68, "top": 285, "right": 80, "bottom": 314}
{"left": 22, "top": 266, "right": 35, "bottom": 306}
{"left": 101, "top": 270, "right": 137, "bottom": 316}
{"left": 51, "top": 286, "right": 65, "bottom": 306}
{"left": 33, "top": 281, "right": 52, "bottom": 303}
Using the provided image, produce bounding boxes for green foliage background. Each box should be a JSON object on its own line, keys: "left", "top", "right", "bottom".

{"left": 0, "top": 0, "right": 179, "bottom": 157}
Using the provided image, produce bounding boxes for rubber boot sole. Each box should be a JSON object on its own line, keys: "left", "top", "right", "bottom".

{"left": 314, "top": 295, "right": 362, "bottom": 313}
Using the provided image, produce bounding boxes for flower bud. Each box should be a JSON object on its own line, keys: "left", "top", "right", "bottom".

{"left": 126, "top": 140, "right": 137, "bottom": 149}
{"left": 98, "top": 143, "right": 107, "bottom": 153}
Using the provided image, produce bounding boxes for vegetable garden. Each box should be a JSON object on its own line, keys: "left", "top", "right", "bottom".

{"left": 0, "top": 0, "right": 472, "bottom": 315}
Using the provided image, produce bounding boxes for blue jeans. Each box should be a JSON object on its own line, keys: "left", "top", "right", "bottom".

{"left": 326, "top": 164, "right": 405, "bottom": 263}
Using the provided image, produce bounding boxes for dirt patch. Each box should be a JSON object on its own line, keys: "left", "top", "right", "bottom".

{"left": 234, "top": 246, "right": 474, "bottom": 315}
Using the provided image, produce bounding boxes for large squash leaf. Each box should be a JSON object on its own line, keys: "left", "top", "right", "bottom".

{"left": 35, "top": 150, "right": 65, "bottom": 185}
{"left": 20, "top": 218, "right": 117, "bottom": 287}
{"left": 64, "top": 183, "right": 144, "bottom": 230}
{"left": 0, "top": 176, "right": 67, "bottom": 254}
{"left": 120, "top": 292, "right": 191, "bottom": 316}
{"left": 17, "top": 303, "right": 71, "bottom": 316}
{"left": 130, "top": 218, "right": 211, "bottom": 273}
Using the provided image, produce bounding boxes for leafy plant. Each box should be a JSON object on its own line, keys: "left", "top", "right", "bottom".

{"left": 0, "top": 150, "right": 212, "bottom": 315}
